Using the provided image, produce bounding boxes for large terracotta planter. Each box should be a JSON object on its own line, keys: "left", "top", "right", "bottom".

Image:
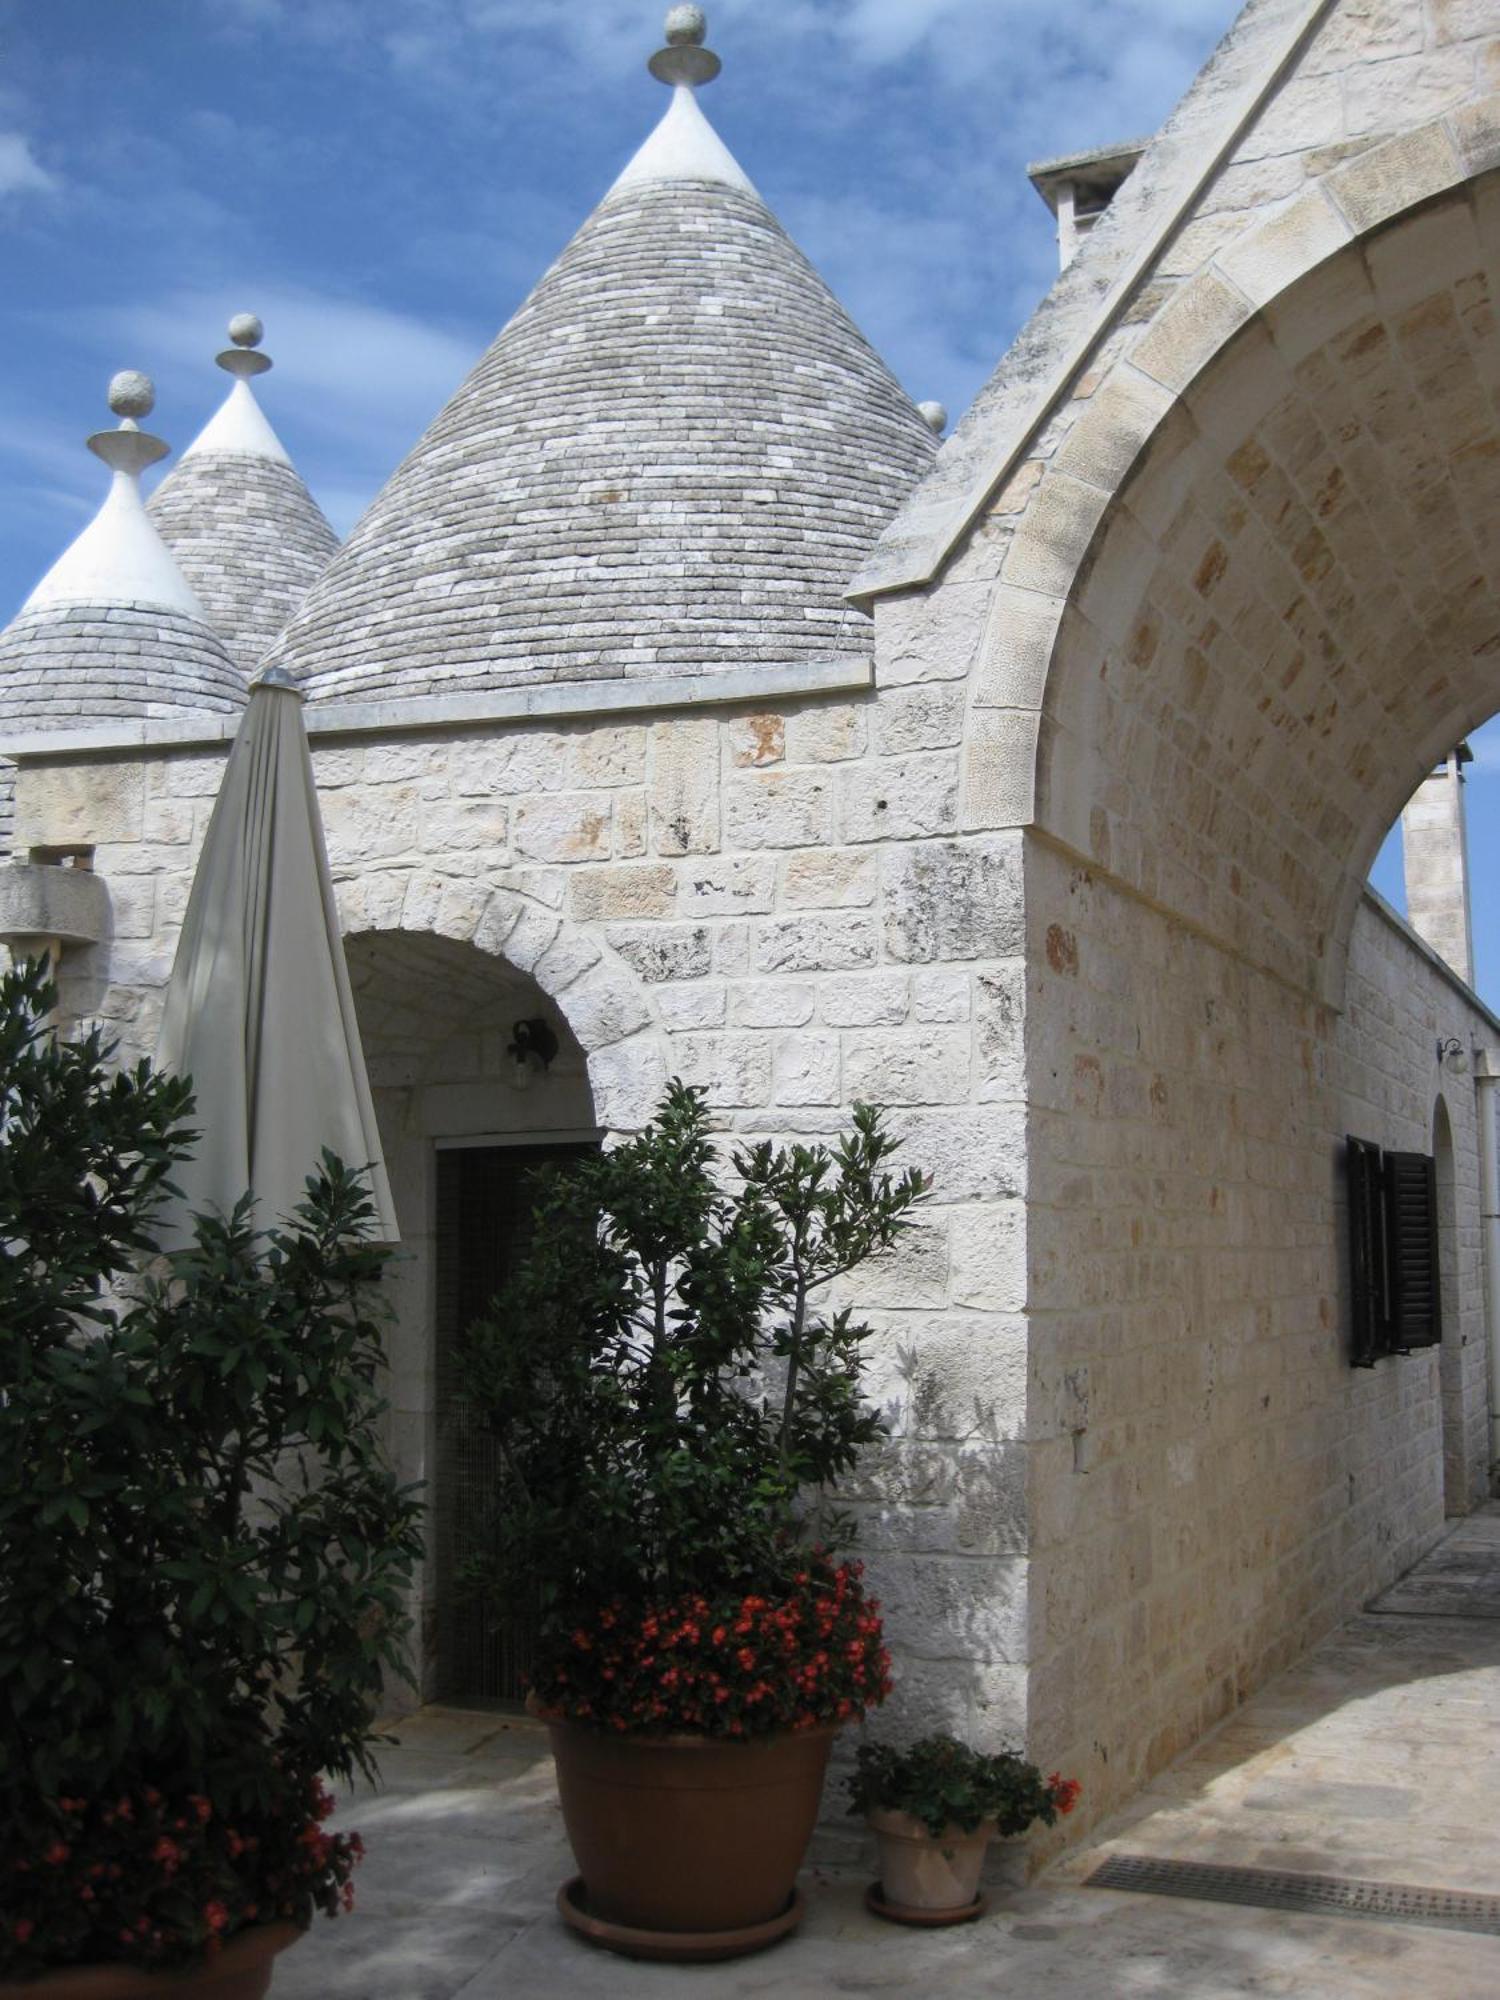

{"left": 540, "top": 1713, "right": 839, "bottom": 1957}
{"left": 0, "top": 1924, "right": 302, "bottom": 2000}
{"left": 867, "top": 1807, "right": 993, "bottom": 1923}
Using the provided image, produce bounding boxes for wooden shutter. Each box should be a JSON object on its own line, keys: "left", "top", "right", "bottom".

{"left": 1346, "top": 1136, "right": 1386, "bottom": 1367}
{"left": 1384, "top": 1149, "right": 1441, "bottom": 1351}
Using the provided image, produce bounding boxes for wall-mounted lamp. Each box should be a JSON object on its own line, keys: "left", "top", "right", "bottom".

{"left": 507, "top": 1016, "right": 559, "bottom": 1091}
{"left": 1437, "top": 1035, "right": 1469, "bottom": 1076}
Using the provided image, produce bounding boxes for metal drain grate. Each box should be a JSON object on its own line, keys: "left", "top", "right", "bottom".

{"left": 1085, "top": 1855, "right": 1500, "bottom": 1937}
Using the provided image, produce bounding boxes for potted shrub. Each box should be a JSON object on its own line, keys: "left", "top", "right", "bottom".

{"left": 0, "top": 958, "right": 424, "bottom": 1997}
{"left": 847, "top": 1734, "right": 1081, "bottom": 1924}
{"left": 460, "top": 1080, "right": 926, "bottom": 1961}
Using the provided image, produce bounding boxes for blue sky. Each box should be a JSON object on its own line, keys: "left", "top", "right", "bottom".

{"left": 0, "top": 0, "right": 1493, "bottom": 992}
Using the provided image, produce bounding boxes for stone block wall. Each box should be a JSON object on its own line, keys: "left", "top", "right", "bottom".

{"left": 13, "top": 691, "right": 1036, "bottom": 1752}
{"left": 1023, "top": 835, "right": 1494, "bottom": 1832}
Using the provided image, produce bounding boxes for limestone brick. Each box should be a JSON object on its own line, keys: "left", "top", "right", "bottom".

{"left": 783, "top": 704, "right": 867, "bottom": 763}
{"left": 722, "top": 768, "right": 833, "bottom": 850}
{"left": 675, "top": 854, "right": 778, "bottom": 916}
{"left": 843, "top": 1027, "right": 971, "bottom": 1106}
{"left": 648, "top": 718, "right": 720, "bottom": 856}
{"left": 568, "top": 863, "right": 676, "bottom": 923}
{"left": 819, "top": 972, "right": 909, "bottom": 1028}
{"left": 772, "top": 1034, "right": 841, "bottom": 1106}
{"left": 602, "top": 921, "right": 713, "bottom": 984}
{"left": 882, "top": 838, "right": 1025, "bottom": 963}
{"left": 779, "top": 848, "right": 878, "bottom": 910}
{"left": 730, "top": 979, "right": 816, "bottom": 1029}
{"left": 753, "top": 912, "right": 878, "bottom": 973}
{"left": 512, "top": 793, "right": 612, "bottom": 863}
{"left": 725, "top": 713, "right": 785, "bottom": 767}
{"left": 836, "top": 753, "right": 960, "bottom": 843}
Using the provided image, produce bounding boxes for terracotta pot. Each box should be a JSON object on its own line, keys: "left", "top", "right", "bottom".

{"left": 0, "top": 1923, "right": 302, "bottom": 2000}
{"left": 541, "top": 1713, "right": 839, "bottom": 1938}
{"left": 869, "top": 1807, "right": 994, "bottom": 1911}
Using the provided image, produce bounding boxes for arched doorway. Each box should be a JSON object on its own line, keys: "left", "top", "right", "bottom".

{"left": 346, "top": 927, "right": 599, "bottom": 1702}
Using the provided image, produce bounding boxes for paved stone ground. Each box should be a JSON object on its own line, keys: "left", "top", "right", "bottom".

{"left": 274, "top": 1511, "right": 1500, "bottom": 1998}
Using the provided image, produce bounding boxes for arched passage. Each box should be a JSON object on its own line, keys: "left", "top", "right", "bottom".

{"left": 996, "top": 148, "right": 1500, "bottom": 1820}
{"left": 1035, "top": 166, "right": 1500, "bottom": 1003}
{"left": 346, "top": 925, "right": 604, "bottom": 1704}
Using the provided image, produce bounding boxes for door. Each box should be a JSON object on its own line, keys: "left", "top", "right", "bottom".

{"left": 432, "top": 1139, "right": 596, "bottom": 1703}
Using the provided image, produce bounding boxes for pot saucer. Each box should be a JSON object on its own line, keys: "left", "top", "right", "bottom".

{"left": 865, "top": 1880, "right": 989, "bottom": 1927}
{"left": 557, "top": 1877, "right": 804, "bottom": 1962}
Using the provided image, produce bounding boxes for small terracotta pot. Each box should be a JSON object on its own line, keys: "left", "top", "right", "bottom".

{"left": 869, "top": 1807, "right": 994, "bottom": 1911}
{"left": 0, "top": 1923, "right": 302, "bottom": 2000}
{"left": 541, "top": 1711, "right": 839, "bottom": 1947}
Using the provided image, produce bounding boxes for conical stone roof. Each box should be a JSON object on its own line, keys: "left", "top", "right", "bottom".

{"left": 0, "top": 372, "right": 245, "bottom": 851}
{"left": 271, "top": 20, "right": 937, "bottom": 705}
{"left": 149, "top": 319, "right": 340, "bottom": 674}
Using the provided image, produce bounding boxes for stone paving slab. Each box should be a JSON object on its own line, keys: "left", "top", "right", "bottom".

{"left": 272, "top": 1512, "right": 1500, "bottom": 1998}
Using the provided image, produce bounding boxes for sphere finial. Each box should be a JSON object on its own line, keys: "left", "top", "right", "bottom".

{"left": 649, "top": 4, "right": 720, "bottom": 85}
{"left": 664, "top": 4, "right": 706, "bottom": 43}
{"left": 108, "top": 370, "right": 155, "bottom": 421}
{"left": 217, "top": 311, "right": 273, "bottom": 379}
{"left": 918, "top": 400, "right": 948, "bottom": 436}
{"left": 90, "top": 370, "right": 169, "bottom": 472}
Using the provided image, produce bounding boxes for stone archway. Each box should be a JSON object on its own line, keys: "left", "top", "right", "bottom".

{"left": 961, "top": 121, "right": 1500, "bottom": 1004}
{"left": 332, "top": 872, "right": 666, "bottom": 1131}
{"left": 335, "top": 900, "right": 662, "bottom": 1704}
{"left": 981, "top": 144, "right": 1500, "bottom": 1822}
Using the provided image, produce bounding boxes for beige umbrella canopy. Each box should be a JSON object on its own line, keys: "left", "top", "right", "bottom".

{"left": 154, "top": 670, "right": 397, "bottom": 1246}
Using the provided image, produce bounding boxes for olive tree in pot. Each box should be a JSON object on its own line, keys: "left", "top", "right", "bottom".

{"left": 0, "top": 959, "right": 424, "bottom": 1999}
{"left": 460, "top": 1081, "right": 926, "bottom": 1962}
{"left": 847, "top": 1735, "right": 1082, "bottom": 1925}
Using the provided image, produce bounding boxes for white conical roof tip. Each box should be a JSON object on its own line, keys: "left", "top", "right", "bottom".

{"left": 611, "top": 6, "right": 755, "bottom": 197}
{"left": 176, "top": 312, "right": 291, "bottom": 464}
{"left": 21, "top": 373, "right": 208, "bottom": 620}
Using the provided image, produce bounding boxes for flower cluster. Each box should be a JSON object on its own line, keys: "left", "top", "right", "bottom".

{"left": 528, "top": 1555, "right": 891, "bottom": 1738}
{"left": 1, "top": 1773, "right": 362, "bottom": 1981}
{"left": 846, "top": 1732, "right": 1083, "bottom": 1840}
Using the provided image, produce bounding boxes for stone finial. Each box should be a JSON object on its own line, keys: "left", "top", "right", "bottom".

{"left": 108, "top": 370, "right": 155, "bottom": 421}
{"left": 91, "top": 372, "right": 169, "bottom": 472}
{"left": 217, "top": 311, "right": 272, "bottom": 379}
{"left": 918, "top": 401, "right": 948, "bottom": 436}
{"left": 649, "top": 4, "right": 720, "bottom": 86}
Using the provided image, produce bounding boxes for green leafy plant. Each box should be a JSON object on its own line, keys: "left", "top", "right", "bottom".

{"left": 460, "top": 1079, "right": 925, "bottom": 1681}
{"left": 846, "top": 1734, "right": 1081, "bottom": 1838}
{"left": 0, "top": 957, "right": 425, "bottom": 1978}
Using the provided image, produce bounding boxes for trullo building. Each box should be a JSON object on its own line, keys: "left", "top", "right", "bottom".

{"left": 3, "top": 0, "right": 1500, "bottom": 1842}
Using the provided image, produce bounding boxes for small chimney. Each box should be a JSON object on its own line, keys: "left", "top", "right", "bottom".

{"left": 1402, "top": 745, "right": 1475, "bottom": 987}
{"left": 1027, "top": 139, "right": 1147, "bottom": 270}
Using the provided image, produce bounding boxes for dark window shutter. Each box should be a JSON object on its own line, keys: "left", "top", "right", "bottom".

{"left": 1384, "top": 1150, "right": 1441, "bottom": 1351}
{"left": 1346, "top": 1136, "right": 1386, "bottom": 1367}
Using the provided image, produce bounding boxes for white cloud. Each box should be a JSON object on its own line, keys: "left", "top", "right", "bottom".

{"left": 0, "top": 132, "right": 56, "bottom": 198}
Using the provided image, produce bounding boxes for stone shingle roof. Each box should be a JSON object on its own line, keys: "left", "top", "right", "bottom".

{"left": 149, "top": 450, "right": 339, "bottom": 674}
{"left": 273, "top": 155, "right": 937, "bottom": 704}
{"left": 0, "top": 601, "right": 246, "bottom": 730}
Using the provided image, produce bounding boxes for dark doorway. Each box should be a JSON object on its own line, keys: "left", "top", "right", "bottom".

{"left": 432, "top": 1139, "right": 596, "bottom": 1703}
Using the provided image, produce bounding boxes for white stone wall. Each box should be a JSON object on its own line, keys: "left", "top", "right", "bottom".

{"left": 14, "top": 698, "right": 1035, "bottom": 1750}
{"left": 1024, "top": 838, "right": 1494, "bottom": 1831}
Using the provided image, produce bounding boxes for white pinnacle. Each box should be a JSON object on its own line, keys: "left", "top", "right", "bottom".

{"left": 181, "top": 313, "right": 292, "bottom": 465}
{"left": 610, "top": 6, "right": 755, "bottom": 198}
{"left": 24, "top": 374, "right": 208, "bottom": 619}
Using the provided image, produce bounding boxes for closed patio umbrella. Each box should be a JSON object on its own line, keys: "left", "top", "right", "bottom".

{"left": 154, "top": 668, "right": 397, "bottom": 1246}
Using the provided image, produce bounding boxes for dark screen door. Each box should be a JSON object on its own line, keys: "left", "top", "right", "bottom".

{"left": 433, "top": 1139, "right": 596, "bottom": 1703}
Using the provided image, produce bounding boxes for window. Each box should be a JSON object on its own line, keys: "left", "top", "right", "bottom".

{"left": 1345, "top": 1137, "right": 1441, "bottom": 1366}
